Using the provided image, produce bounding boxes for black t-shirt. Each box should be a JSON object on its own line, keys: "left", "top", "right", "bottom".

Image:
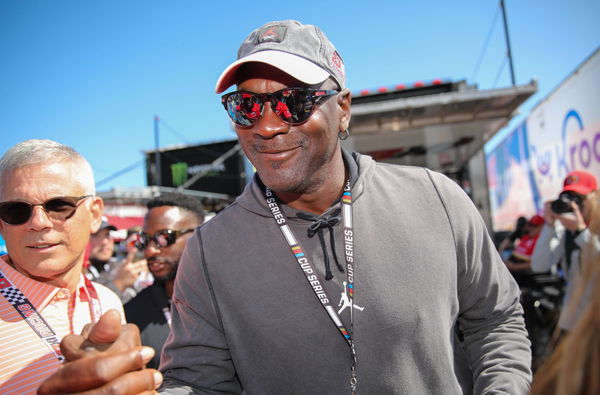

{"left": 124, "top": 283, "right": 171, "bottom": 369}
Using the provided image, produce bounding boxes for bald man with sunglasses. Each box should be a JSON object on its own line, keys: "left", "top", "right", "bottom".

{"left": 40, "top": 20, "right": 531, "bottom": 394}
{"left": 0, "top": 139, "right": 160, "bottom": 394}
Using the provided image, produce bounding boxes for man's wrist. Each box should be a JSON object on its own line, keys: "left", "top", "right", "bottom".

{"left": 112, "top": 278, "right": 126, "bottom": 292}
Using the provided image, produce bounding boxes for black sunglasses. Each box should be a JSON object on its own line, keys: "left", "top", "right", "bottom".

{"left": 134, "top": 228, "right": 195, "bottom": 250}
{"left": 0, "top": 195, "right": 92, "bottom": 225}
{"left": 221, "top": 88, "right": 339, "bottom": 127}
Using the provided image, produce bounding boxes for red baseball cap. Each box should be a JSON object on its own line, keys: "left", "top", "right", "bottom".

{"left": 528, "top": 215, "right": 545, "bottom": 226}
{"left": 562, "top": 170, "right": 598, "bottom": 195}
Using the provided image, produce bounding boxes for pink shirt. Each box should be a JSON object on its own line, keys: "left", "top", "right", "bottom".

{"left": 0, "top": 256, "right": 124, "bottom": 394}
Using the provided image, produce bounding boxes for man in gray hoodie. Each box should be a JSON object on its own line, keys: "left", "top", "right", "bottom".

{"left": 40, "top": 20, "right": 531, "bottom": 395}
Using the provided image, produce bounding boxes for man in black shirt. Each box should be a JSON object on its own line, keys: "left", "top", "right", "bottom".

{"left": 124, "top": 193, "right": 205, "bottom": 369}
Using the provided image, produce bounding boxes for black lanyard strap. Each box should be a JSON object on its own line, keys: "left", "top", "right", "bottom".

{"left": 263, "top": 179, "right": 358, "bottom": 393}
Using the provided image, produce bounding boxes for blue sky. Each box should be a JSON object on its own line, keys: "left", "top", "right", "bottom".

{"left": 1, "top": 0, "right": 599, "bottom": 191}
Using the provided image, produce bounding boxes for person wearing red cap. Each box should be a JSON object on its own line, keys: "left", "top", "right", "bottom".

{"left": 504, "top": 214, "right": 545, "bottom": 282}
{"left": 503, "top": 214, "right": 545, "bottom": 359}
{"left": 531, "top": 170, "right": 599, "bottom": 331}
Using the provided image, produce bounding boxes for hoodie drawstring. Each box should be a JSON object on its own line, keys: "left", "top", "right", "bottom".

{"left": 297, "top": 209, "right": 344, "bottom": 280}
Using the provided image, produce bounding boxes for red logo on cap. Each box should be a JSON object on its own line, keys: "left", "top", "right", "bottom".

{"left": 257, "top": 26, "right": 287, "bottom": 44}
{"left": 331, "top": 51, "right": 344, "bottom": 77}
{"left": 261, "top": 27, "right": 280, "bottom": 39}
{"left": 565, "top": 175, "right": 579, "bottom": 185}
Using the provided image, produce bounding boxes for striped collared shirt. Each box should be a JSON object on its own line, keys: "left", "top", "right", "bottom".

{"left": 0, "top": 256, "right": 124, "bottom": 394}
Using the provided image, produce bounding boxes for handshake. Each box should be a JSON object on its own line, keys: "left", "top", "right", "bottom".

{"left": 38, "top": 310, "right": 161, "bottom": 395}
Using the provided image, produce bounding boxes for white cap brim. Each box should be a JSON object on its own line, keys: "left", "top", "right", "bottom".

{"left": 215, "top": 50, "right": 330, "bottom": 93}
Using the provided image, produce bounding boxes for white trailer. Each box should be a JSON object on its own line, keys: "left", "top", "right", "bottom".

{"left": 486, "top": 48, "right": 600, "bottom": 231}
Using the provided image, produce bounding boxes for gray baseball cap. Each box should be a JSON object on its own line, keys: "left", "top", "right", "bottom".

{"left": 215, "top": 20, "right": 345, "bottom": 93}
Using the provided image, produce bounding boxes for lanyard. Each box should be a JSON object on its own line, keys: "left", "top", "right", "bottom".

{"left": 73, "top": 275, "right": 102, "bottom": 334}
{"left": 0, "top": 268, "right": 101, "bottom": 362}
{"left": 263, "top": 179, "right": 358, "bottom": 394}
{"left": 163, "top": 307, "right": 172, "bottom": 327}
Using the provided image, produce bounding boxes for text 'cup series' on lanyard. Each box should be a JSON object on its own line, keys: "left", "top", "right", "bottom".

{"left": 0, "top": 267, "right": 102, "bottom": 362}
{"left": 263, "top": 179, "right": 358, "bottom": 394}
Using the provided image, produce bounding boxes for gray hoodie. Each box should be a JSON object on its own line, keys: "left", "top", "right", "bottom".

{"left": 160, "top": 151, "right": 531, "bottom": 394}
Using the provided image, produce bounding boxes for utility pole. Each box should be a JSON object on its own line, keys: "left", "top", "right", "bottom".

{"left": 500, "top": 0, "right": 516, "bottom": 86}
{"left": 154, "top": 115, "right": 161, "bottom": 186}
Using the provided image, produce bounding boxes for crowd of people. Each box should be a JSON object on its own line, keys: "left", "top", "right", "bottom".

{"left": 86, "top": 219, "right": 150, "bottom": 303}
{"left": 498, "top": 170, "right": 599, "bottom": 375}
{"left": 0, "top": 19, "right": 598, "bottom": 395}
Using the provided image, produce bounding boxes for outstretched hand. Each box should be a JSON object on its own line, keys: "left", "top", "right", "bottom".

{"left": 37, "top": 309, "right": 162, "bottom": 395}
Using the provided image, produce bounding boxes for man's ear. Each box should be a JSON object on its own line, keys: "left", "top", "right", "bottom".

{"left": 338, "top": 88, "right": 352, "bottom": 133}
{"left": 89, "top": 196, "right": 104, "bottom": 234}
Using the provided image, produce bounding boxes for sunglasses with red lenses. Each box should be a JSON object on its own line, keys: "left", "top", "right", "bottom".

{"left": 221, "top": 88, "right": 339, "bottom": 127}
{"left": 0, "top": 195, "right": 92, "bottom": 225}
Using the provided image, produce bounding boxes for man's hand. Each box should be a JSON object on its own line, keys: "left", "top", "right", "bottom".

{"left": 37, "top": 310, "right": 163, "bottom": 394}
{"left": 113, "top": 249, "right": 148, "bottom": 292}
{"left": 542, "top": 200, "right": 558, "bottom": 226}
{"left": 61, "top": 309, "right": 140, "bottom": 358}
{"left": 557, "top": 201, "right": 587, "bottom": 232}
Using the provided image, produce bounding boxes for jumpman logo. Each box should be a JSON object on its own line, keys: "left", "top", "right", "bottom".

{"left": 259, "top": 27, "right": 281, "bottom": 41}
{"left": 338, "top": 281, "right": 364, "bottom": 314}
